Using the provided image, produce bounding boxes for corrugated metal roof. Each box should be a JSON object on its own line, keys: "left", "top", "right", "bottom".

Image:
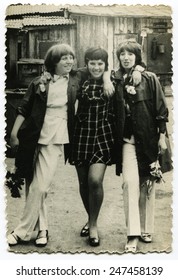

{"left": 6, "top": 4, "right": 67, "bottom": 16}
{"left": 6, "top": 16, "right": 75, "bottom": 29}
{"left": 69, "top": 4, "right": 172, "bottom": 18}
{"left": 6, "top": 19, "right": 22, "bottom": 29}
{"left": 6, "top": 4, "right": 171, "bottom": 18}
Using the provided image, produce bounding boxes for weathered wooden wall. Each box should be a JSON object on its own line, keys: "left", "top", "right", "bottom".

{"left": 6, "top": 25, "right": 77, "bottom": 88}
{"left": 27, "top": 26, "right": 77, "bottom": 59}
{"left": 74, "top": 15, "right": 109, "bottom": 67}
{"left": 74, "top": 15, "right": 172, "bottom": 71}
{"left": 6, "top": 15, "right": 172, "bottom": 88}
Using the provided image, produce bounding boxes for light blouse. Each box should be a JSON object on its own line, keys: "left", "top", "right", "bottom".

{"left": 38, "top": 75, "right": 69, "bottom": 145}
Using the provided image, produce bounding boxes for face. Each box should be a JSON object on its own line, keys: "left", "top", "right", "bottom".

{"left": 55, "top": 54, "right": 74, "bottom": 75}
{"left": 87, "top": 59, "right": 105, "bottom": 79}
{"left": 119, "top": 50, "right": 136, "bottom": 71}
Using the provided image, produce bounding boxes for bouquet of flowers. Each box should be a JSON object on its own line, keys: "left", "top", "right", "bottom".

{"left": 142, "top": 160, "right": 165, "bottom": 199}
{"left": 5, "top": 166, "right": 25, "bottom": 198}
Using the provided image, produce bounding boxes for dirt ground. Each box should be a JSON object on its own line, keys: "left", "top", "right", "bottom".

{"left": 5, "top": 96, "right": 173, "bottom": 255}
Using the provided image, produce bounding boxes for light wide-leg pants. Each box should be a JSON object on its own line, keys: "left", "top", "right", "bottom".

{"left": 122, "top": 142, "right": 155, "bottom": 237}
{"left": 14, "top": 144, "right": 63, "bottom": 241}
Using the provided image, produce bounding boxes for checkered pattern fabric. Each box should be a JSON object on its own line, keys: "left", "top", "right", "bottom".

{"left": 70, "top": 78, "right": 115, "bottom": 166}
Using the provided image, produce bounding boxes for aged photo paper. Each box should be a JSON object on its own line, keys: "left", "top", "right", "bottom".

{"left": 4, "top": 2, "right": 173, "bottom": 255}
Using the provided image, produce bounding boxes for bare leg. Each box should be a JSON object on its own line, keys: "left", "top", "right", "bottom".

{"left": 75, "top": 166, "right": 89, "bottom": 218}
{"left": 88, "top": 163, "right": 106, "bottom": 240}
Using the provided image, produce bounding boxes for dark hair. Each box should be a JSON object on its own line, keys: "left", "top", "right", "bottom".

{"left": 116, "top": 39, "right": 142, "bottom": 67}
{"left": 84, "top": 47, "right": 108, "bottom": 71}
{"left": 44, "top": 43, "right": 75, "bottom": 74}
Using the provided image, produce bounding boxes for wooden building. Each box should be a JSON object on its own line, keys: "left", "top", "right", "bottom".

{"left": 5, "top": 4, "right": 173, "bottom": 148}
{"left": 5, "top": 4, "right": 172, "bottom": 88}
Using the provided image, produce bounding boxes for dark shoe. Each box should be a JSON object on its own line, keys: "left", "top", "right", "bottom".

{"left": 89, "top": 237, "right": 100, "bottom": 247}
{"left": 35, "top": 230, "right": 48, "bottom": 247}
{"left": 80, "top": 224, "right": 89, "bottom": 237}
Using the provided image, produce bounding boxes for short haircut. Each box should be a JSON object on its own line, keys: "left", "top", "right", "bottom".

{"left": 116, "top": 39, "right": 142, "bottom": 66}
{"left": 84, "top": 47, "right": 108, "bottom": 71}
{"left": 44, "top": 43, "right": 75, "bottom": 74}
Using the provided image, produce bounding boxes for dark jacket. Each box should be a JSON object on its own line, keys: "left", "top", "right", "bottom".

{"left": 15, "top": 70, "right": 79, "bottom": 179}
{"left": 113, "top": 69, "right": 169, "bottom": 176}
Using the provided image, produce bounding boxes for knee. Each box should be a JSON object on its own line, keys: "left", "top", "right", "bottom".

{"left": 89, "top": 178, "right": 102, "bottom": 191}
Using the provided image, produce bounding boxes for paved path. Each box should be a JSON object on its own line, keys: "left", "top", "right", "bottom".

{"left": 5, "top": 97, "right": 173, "bottom": 255}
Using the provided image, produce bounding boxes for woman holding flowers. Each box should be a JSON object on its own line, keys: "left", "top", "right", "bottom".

{"left": 7, "top": 43, "right": 79, "bottom": 246}
{"left": 113, "top": 39, "right": 170, "bottom": 253}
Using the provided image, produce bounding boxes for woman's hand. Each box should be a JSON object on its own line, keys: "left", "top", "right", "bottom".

{"left": 9, "top": 114, "right": 25, "bottom": 149}
{"left": 158, "top": 133, "right": 167, "bottom": 155}
{"left": 131, "top": 65, "right": 145, "bottom": 86}
{"left": 103, "top": 80, "right": 115, "bottom": 97}
{"left": 10, "top": 134, "right": 19, "bottom": 149}
{"left": 131, "top": 71, "right": 142, "bottom": 86}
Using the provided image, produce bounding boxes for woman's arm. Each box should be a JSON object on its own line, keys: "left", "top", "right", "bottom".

{"left": 158, "top": 133, "right": 167, "bottom": 155}
{"left": 103, "top": 65, "right": 145, "bottom": 97}
{"left": 10, "top": 78, "right": 37, "bottom": 148}
{"left": 103, "top": 70, "right": 115, "bottom": 97}
{"left": 77, "top": 67, "right": 115, "bottom": 97}
{"left": 17, "top": 77, "right": 40, "bottom": 119}
{"left": 10, "top": 114, "right": 25, "bottom": 148}
{"left": 149, "top": 72, "right": 168, "bottom": 154}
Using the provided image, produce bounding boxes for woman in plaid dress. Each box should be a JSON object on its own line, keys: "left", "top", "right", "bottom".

{"left": 70, "top": 47, "right": 116, "bottom": 246}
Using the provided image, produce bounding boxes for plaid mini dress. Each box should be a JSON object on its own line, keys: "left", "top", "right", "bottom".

{"left": 70, "top": 78, "right": 116, "bottom": 166}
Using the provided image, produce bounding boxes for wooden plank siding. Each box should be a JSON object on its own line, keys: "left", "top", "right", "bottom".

{"left": 75, "top": 15, "right": 172, "bottom": 69}
{"left": 6, "top": 25, "right": 77, "bottom": 88}
{"left": 27, "top": 26, "right": 77, "bottom": 60}
{"left": 75, "top": 15, "right": 109, "bottom": 68}
{"left": 6, "top": 15, "right": 172, "bottom": 88}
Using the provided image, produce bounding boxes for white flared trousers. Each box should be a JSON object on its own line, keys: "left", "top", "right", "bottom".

{"left": 122, "top": 142, "right": 155, "bottom": 237}
{"left": 14, "top": 144, "right": 63, "bottom": 241}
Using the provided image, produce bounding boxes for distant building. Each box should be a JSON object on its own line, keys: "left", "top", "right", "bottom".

{"left": 5, "top": 4, "right": 173, "bottom": 148}
{"left": 5, "top": 4, "right": 172, "bottom": 88}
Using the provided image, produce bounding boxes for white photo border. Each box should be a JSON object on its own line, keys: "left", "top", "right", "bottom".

{"left": 0, "top": 0, "right": 178, "bottom": 278}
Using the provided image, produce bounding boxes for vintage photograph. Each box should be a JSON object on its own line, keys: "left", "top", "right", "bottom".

{"left": 4, "top": 3, "right": 173, "bottom": 254}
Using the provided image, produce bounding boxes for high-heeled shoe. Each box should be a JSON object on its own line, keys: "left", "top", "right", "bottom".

{"left": 89, "top": 236, "right": 100, "bottom": 247}
{"left": 35, "top": 230, "right": 48, "bottom": 247}
{"left": 80, "top": 224, "right": 89, "bottom": 237}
